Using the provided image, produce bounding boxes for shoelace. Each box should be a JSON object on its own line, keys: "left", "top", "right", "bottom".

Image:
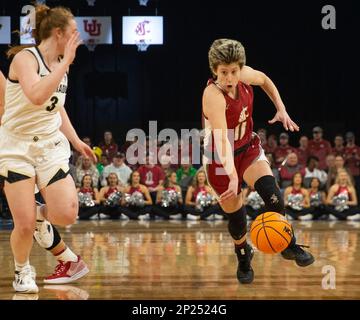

{"left": 16, "top": 266, "right": 34, "bottom": 284}
{"left": 53, "top": 262, "right": 66, "bottom": 275}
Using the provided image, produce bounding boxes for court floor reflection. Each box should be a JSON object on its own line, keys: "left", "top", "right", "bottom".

{"left": 0, "top": 219, "right": 359, "bottom": 299}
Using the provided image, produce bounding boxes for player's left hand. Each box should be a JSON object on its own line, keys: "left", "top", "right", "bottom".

{"left": 73, "top": 140, "right": 97, "bottom": 163}
{"left": 268, "top": 110, "right": 299, "bottom": 132}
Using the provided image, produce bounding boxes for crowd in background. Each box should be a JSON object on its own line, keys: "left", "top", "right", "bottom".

{"left": 1, "top": 125, "right": 360, "bottom": 222}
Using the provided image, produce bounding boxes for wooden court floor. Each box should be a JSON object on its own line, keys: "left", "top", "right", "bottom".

{"left": 0, "top": 219, "right": 359, "bottom": 300}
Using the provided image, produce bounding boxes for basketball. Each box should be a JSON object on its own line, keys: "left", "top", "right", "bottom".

{"left": 250, "top": 212, "right": 293, "bottom": 254}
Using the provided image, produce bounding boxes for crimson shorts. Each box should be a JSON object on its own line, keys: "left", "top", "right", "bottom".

{"left": 204, "top": 133, "right": 267, "bottom": 197}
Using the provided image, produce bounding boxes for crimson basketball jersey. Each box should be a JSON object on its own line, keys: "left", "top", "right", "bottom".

{"left": 203, "top": 79, "right": 254, "bottom": 153}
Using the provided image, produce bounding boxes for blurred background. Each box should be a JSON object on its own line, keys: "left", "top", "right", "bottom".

{"left": 0, "top": 0, "right": 358, "bottom": 145}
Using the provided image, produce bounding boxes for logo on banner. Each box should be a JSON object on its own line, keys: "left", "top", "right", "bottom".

{"left": 135, "top": 20, "right": 150, "bottom": 36}
{"left": 84, "top": 19, "right": 101, "bottom": 36}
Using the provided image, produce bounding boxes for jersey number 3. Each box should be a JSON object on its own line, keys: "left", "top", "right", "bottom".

{"left": 46, "top": 96, "right": 59, "bottom": 112}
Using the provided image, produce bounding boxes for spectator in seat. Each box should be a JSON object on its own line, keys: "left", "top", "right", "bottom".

{"left": 176, "top": 157, "right": 197, "bottom": 197}
{"left": 279, "top": 152, "right": 305, "bottom": 189}
{"left": 75, "top": 156, "right": 99, "bottom": 188}
{"left": 303, "top": 156, "right": 328, "bottom": 189}
{"left": 326, "top": 155, "right": 353, "bottom": 191}
{"left": 308, "top": 126, "right": 332, "bottom": 170}
{"left": 266, "top": 133, "right": 278, "bottom": 154}
{"left": 138, "top": 154, "right": 165, "bottom": 204}
{"left": 274, "top": 132, "right": 297, "bottom": 167}
{"left": 344, "top": 131, "right": 360, "bottom": 201}
{"left": 101, "top": 152, "right": 132, "bottom": 187}
{"left": 332, "top": 134, "right": 345, "bottom": 158}
{"left": 296, "top": 135, "right": 310, "bottom": 167}
{"left": 97, "top": 154, "right": 109, "bottom": 177}
{"left": 99, "top": 131, "right": 118, "bottom": 163}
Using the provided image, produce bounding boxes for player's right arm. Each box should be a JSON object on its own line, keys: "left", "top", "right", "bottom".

{"left": 203, "top": 85, "right": 238, "bottom": 201}
{"left": 10, "top": 32, "right": 80, "bottom": 106}
{"left": 0, "top": 70, "right": 5, "bottom": 121}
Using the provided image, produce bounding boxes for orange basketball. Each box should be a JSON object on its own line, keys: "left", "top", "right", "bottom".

{"left": 250, "top": 212, "right": 293, "bottom": 254}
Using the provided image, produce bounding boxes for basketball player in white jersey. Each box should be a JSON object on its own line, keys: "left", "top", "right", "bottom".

{"left": 1, "top": 66, "right": 88, "bottom": 288}
{"left": 0, "top": 5, "right": 95, "bottom": 293}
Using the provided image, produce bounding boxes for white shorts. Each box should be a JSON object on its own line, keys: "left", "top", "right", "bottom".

{"left": 0, "top": 126, "right": 70, "bottom": 190}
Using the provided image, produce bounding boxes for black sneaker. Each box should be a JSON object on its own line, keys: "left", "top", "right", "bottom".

{"left": 235, "top": 243, "right": 254, "bottom": 284}
{"left": 281, "top": 243, "right": 315, "bottom": 267}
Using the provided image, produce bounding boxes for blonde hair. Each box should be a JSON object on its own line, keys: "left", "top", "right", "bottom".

{"left": 192, "top": 169, "right": 209, "bottom": 188}
{"left": 7, "top": 4, "right": 73, "bottom": 58}
{"left": 208, "top": 39, "right": 246, "bottom": 78}
{"left": 335, "top": 169, "right": 354, "bottom": 188}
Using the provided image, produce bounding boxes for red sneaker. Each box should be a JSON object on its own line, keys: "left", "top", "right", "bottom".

{"left": 44, "top": 256, "right": 89, "bottom": 284}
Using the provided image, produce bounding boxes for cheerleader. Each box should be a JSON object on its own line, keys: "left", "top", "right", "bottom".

{"left": 284, "top": 172, "right": 314, "bottom": 220}
{"left": 152, "top": 171, "right": 183, "bottom": 220}
{"left": 76, "top": 174, "right": 100, "bottom": 220}
{"left": 121, "top": 171, "right": 153, "bottom": 220}
{"left": 98, "top": 172, "right": 124, "bottom": 219}
{"left": 326, "top": 169, "right": 360, "bottom": 220}
{"left": 307, "top": 177, "right": 327, "bottom": 220}
{"left": 184, "top": 170, "right": 223, "bottom": 220}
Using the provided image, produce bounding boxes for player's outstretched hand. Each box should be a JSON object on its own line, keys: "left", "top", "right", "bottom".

{"left": 268, "top": 110, "right": 299, "bottom": 132}
{"left": 73, "top": 140, "right": 97, "bottom": 163}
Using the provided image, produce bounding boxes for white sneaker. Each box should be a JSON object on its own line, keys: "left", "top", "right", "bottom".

{"left": 30, "top": 265, "right": 36, "bottom": 280}
{"left": 187, "top": 214, "right": 200, "bottom": 220}
{"left": 120, "top": 213, "right": 130, "bottom": 220}
{"left": 329, "top": 214, "right": 338, "bottom": 220}
{"left": 347, "top": 213, "right": 360, "bottom": 221}
{"left": 98, "top": 213, "right": 109, "bottom": 219}
{"left": 298, "top": 214, "right": 313, "bottom": 221}
{"left": 169, "top": 213, "right": 182, "bottom": 220}
{"left": 214, "top": 214, "right": 224, "bottom": 220}
{"left": 13, "top": 265, "right": 39, "bottom": 293}
{"left": 34, "top": 204, "right": 54, "bottom": 249}
{"left": 204, "top": 215, "right": 214, "bottom": 221}
{"left": 138, "top": 213, "right": 150, "bottom": 220}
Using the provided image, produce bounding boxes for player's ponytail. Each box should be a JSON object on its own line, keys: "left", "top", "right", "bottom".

{"left": 6, "top": 4, "right": 73, "bottom": 59}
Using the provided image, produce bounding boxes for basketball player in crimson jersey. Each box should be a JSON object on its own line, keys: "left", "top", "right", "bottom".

{"left": 202, "top": 39, "right": 314, "bottom": 284}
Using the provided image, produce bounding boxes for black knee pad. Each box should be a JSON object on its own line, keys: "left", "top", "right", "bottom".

{"left": 225, "top": 206, "right": 247, "bottom": 241}
{"left": 46, "top": 224, "right": 62, "bottom": 250}
{"left": 254, "top": 175, "right": 285, "bottom": 215}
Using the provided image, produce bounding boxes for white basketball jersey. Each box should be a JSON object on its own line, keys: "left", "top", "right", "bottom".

{"left": 1, "top": 46, "right": 67, "bottom": 137}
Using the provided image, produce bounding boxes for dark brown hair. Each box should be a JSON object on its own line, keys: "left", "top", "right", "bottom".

{"left": 7, "top": 4, "right": 73, "bottom": 58}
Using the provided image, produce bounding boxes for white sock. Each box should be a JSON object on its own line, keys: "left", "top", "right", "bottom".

{"left": 15, "top": 260, "right": 30, "bottom": 272}
{"left": 36, "top": 203, "right": 46, "bottom": 221}
{"left": 55, "top": 247, "right": 78, "bottom": 263}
